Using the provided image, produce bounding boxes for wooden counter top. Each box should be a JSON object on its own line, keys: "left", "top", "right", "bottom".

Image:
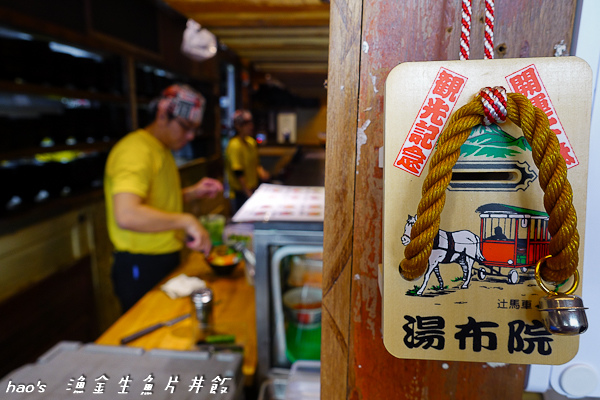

{"left": 96, "top": 251, "right": 257, "bottom": 384}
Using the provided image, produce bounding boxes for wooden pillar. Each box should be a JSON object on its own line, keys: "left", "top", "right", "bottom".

{"left": 322, "top": 0, "right": 578, "bottom": 398}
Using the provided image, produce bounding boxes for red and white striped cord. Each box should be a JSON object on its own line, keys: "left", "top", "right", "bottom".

{"left": 460, "top": 0, "right": 471, "bottom": 60}
{"left": 460, "top": 0, "right": 495, "bottom": 60}
{"left": 480, "top": 87, "right": 507, "bottom": 126}
{"left": 484, "top": 0, "right": 494, "bottom": 59}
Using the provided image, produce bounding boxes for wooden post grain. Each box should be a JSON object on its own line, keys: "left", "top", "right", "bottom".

{"left": 323, "top": 0, "right": 577, "bottom": 398}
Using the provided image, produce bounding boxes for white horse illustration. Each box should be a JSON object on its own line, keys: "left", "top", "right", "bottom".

{"left": 401, "top": 215, "right": 484, "bottom": 296}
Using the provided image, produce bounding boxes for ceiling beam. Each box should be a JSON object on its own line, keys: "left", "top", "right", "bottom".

{"left": 166, "top": 2, "right": 329, "bottom": 14}
{"left": 221, "top": 36, "right": 329, "bottom": 48}
{"left": 210, "top": 27, "right": 329, "bottom": 38}
{"left": 254, "top": 62, "right": 328, "bottom": 74}
{"left": 160, "top": 0, "right": 332, "bottom": 94}
{"left": 185, "top": 12, "right": 330, "bottom": 27}
{"left": 235, "top": 49, "right": 328, "bottom": 61}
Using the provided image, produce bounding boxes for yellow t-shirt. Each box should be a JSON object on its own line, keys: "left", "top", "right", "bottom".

{"left": 104, "top": 129, "right": 183, "bottom": 254}
{"left": 225, "top": 136, "right": 259, "bottom": 197}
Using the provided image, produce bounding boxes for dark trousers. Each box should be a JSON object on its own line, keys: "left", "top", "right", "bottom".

{"left": 111, "top": 251, "right": 180, "bottom": 313}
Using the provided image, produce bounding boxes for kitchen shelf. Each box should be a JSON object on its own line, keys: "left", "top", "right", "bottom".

{"left": 0, "top": 80, "right": 127, "bottom": 103}
{"left": 0, "top": 140, "right": 117, "bottom": 161}
{"left": 0, "top": 188, "right": 104, "bottom": 236}
{"left": 0, "top": 21, "right": 222, "bottom": 225}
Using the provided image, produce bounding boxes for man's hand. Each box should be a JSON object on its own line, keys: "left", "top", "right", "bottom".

{"left": 184, "top": 177, "right": 223, "bottom": 201}
{"left": 182, "top": 214, "right": 212, "bottom": 255}
{"left": 258, "top": 166, "right": 270, "bottom": 182}
{"left": 113, "top": 193, "right": 211, "bottom": 254}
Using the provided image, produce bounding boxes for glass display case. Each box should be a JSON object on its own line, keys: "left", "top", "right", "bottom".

{"left": 232, "top": 184, "right": 325, "bottom": 382}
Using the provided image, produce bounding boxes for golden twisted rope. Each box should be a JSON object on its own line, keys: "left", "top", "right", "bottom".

{"left": 399, "top": 91, "right": 579, "bottom": 283}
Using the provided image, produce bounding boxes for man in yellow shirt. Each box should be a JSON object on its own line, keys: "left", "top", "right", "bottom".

{"left": 225, "top": 110, "right": 269, "bottom": 212}
{"left": 104, "top": 84, "right": 222, "bottom": 312}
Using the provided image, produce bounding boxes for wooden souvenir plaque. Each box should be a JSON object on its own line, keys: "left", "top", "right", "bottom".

{"left": 383, "top": 57, "right": 592, "bottom": 364}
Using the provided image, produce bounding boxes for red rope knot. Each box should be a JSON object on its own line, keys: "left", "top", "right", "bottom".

{"left": 479, "top": 86, "right": 507, "bottom": 125}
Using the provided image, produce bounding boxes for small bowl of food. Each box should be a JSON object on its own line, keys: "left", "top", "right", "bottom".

{"left": 206, "top": 245, "right": 242, "bottom": 276}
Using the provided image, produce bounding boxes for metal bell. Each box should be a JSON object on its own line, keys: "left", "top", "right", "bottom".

{"left": 535, "top": 255, "right": 589, "bottom": 335}
{"left": 538, "top": 293, "right": 588, "bottom": 335}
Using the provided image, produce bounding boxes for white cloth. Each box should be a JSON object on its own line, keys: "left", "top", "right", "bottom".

{"left": 161, "top": 274, "right": 206, "bottom": 299}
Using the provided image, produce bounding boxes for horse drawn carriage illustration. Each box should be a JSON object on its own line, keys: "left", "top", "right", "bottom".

{"left": 475, "top": 203, "right": 550, "bottom": 284}
{"left": 401, "top": 203, "right": 550, "bottom": 295}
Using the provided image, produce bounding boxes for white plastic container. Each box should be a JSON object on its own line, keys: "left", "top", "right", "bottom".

{"left": 284, "top": 360, "right": 320, "bottom": 400}
{"left": 282, "top": 286, "right": 322, "bottom": 327}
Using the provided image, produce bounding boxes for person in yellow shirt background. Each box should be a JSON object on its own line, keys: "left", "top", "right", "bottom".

{"left": 104, "top": 84, "right": 223, "bottom": 312}
{"left": 225, "top": 109, "right": 270, "bottom": 213}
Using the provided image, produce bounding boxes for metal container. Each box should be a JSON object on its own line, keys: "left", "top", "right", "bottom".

{"left": 191, "top": 287, "right": 214, "bottom": 331}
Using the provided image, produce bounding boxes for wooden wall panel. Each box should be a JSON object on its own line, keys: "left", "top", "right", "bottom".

{"left": 0, "top": 255, "right": 96, "bottom": 379}
{"left": 89, "top": 201, "right": 122, "bottom": 333}
{"left": 0, "top": 209, "right": 92, "bottom": 303}
{"left": 322, "top": 0, "right": 363, "bottom": 398}
{"left": 323, "top": 0, "right": 577, "bottom": 398}
{"left": 484, "top": 1, "right": 577, "bottom": 59}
